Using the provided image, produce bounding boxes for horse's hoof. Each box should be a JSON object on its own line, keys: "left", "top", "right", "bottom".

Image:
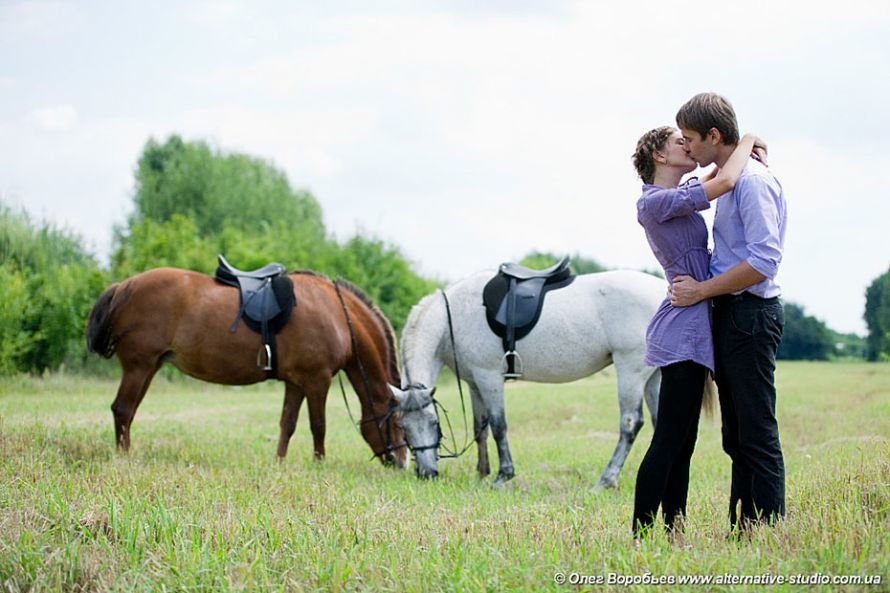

{"left": 593, "top": 478, "right": 617, "bottom": 493}
{"left": 492, "top": 472, "right": 515, "bottom": 488}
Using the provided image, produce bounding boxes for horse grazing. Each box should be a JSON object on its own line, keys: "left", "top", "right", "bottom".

{"left": 86, "top": 266, "right": 407, "bottom": 467}
{"left": 391, "top": 269, "right": 664, "bottom": 488}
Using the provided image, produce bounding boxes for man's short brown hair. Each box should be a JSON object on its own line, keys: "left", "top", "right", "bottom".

{"left": 676, "top": 92, "right": 739, "bottom": 145}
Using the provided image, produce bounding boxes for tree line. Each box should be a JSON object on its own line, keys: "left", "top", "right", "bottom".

{"left": 1, "top": 135, "right": 438, "bottom": 375}
{"left": 864, "top": 267, "right": 890, "bottom": 361}
{"left": 0, "top": 135, "right": 886, "bottom": 375}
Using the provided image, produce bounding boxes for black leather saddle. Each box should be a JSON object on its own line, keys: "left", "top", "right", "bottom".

{"left": 482, "top": 256, "right": 574, "bottom": 378}
{"left": 214, "top": 255, "right": 296, "bottom": 375}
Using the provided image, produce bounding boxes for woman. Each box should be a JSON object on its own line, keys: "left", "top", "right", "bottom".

{"left": 630, "top": 126, "right": 763, "bottom": 544}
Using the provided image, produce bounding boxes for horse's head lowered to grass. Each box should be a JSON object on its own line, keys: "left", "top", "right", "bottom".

{"left": 390, "top": 384, "right": 440, "bottom": 478}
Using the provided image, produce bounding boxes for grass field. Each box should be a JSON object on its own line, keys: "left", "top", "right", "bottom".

{"left": 1, "top": 361, "right": 888, "bottom": 592}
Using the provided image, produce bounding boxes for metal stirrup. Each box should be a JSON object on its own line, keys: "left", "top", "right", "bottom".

{"left": 502, "top": 350, "right": 523, "bottom": 379}
{"left": 257, "top": 344, "right": 273, "bottom": 371}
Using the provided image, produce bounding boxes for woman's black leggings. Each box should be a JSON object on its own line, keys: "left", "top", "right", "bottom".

{"left": 632, "top": 360, "right": 707, "bottom": 536}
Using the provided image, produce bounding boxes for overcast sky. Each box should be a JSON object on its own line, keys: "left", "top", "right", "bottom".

{"left": 2, "top": 1, "right": 889, "bottom": 335}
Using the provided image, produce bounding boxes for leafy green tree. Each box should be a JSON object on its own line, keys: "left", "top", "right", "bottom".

{"left": 216, "top": 219, "right": 335, "bottom": 275}
{"left": 864, "top": 268, "right": 890, "bottom": 361}
{"left": 112, "top": 214, "right": 215, "bottom": 277}
{"left": 829, "top": 331, "right": 867, "bottom": 360}
{"left": 115, "top": 135, "right": 329, "bottom": 279}
{"left": 0, "top": 203, "right": 107, "bottom": 374}
{"left": 0, "top": 263, "right": 30, "bottom": 373}
{"left": 777, "top": 302, "right": 833, "bottom": 361}
{"left": 133, "top": 136, "right": 325, "bottom": 239}
{"left": 114, "top": 135, "right": 436, "bottom": 333}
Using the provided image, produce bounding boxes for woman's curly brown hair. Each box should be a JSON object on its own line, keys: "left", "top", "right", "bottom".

{"left": 632, "top": 126, "right": 674, "bottom": 185}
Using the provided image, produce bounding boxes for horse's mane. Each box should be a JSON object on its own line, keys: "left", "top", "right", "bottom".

{"left": 399, "top": 290, "right": 441, "bottom": 384}
{"left": 290, "top": 269, "right": 326, "bottom": 278}
{"left": 334, "top": 278, "right": 401, "bottom": 386}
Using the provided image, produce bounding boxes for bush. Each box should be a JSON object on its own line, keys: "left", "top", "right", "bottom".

{"left": 0, "top": 203, "right": 108, "bottom": 374}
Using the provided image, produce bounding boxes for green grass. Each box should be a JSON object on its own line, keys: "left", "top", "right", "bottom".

{"left": 1, "top": 362, "right": 888, "bottom": 592}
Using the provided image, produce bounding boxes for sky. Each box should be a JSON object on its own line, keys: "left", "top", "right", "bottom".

{"left": 2, "top": 1, "right": 889, "bottom": 336}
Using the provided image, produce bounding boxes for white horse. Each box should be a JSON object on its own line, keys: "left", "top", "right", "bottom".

{"left": 390, "top": 269, "right": 665, "bottom": 488}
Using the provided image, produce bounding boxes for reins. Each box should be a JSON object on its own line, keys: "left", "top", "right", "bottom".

{"left": 435, "top": 289, "right": 481, "bottom": 459}
{"left": 333, "top": 279, "right": 407, "bottom": 462}
{"left": 400, "top": 290, "right": 484, "bottom": 461}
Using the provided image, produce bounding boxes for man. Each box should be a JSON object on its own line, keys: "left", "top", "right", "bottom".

{"left": 670, "top": 92, "right": 787, "bottom": 532}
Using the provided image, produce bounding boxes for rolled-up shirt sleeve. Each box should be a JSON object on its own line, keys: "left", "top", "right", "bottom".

{"left": 737, "top": 175, "right": 784, "bottom": 279}
{"left": 638, "top": 179, "right": 710, "bottom": 225}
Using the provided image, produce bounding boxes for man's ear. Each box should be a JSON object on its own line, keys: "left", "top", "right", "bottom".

{"left": 708, "top": 127, "right": 723, "bottom": 145}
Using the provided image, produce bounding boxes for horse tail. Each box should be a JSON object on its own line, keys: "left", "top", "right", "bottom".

{"left": 701, "top": 374, "right": 717, "bottom": 419}
{"left": 86, "top": 283, "right": 119, "bottom": 358}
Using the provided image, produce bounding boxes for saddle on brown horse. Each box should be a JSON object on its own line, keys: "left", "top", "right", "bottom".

{"left": 214, "top": 255, "right": 296, "bottom": 375}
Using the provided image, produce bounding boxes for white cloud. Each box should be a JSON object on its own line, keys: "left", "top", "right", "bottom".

{"left": 0, "top": 1, "right": 81, "bottom": 40}
{"left": 28, "top": 105, "right": 79, "bottom": 131}
{"left": 1, "top": 114, "right": 151, "bottom": 263}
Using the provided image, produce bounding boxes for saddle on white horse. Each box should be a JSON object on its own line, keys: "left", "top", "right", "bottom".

{"left": 482, "top": 256, "right": 575, "bottom": 378}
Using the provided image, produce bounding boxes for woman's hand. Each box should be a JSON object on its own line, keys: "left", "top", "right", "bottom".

{"left": 748, "top": 134, "right": 768, "bottom": 166}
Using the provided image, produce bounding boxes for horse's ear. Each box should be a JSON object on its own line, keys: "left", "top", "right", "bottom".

{"left": 388, "top": 384, "right": 406, "bottom": 403}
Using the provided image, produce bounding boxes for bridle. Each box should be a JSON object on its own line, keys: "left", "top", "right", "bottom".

{"left": 397, "top": 382, "right": 443, "bottom": 455}
{"left": 398, "top": 290, "right": 485, "bottom": 461}
{"left": 333, "top": 279, "right": 408, "bottom": 462}
{"left": 363, "top": 397, "right": 408, "bottom": 462}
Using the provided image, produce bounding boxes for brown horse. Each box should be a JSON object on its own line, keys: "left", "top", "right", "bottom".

{"left": 86, "top": 267, "right": 407, "bottom": 467}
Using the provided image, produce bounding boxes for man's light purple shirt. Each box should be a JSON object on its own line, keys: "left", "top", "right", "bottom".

{"left": 711, "top": 159, "right": 787, "bottom": 298}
